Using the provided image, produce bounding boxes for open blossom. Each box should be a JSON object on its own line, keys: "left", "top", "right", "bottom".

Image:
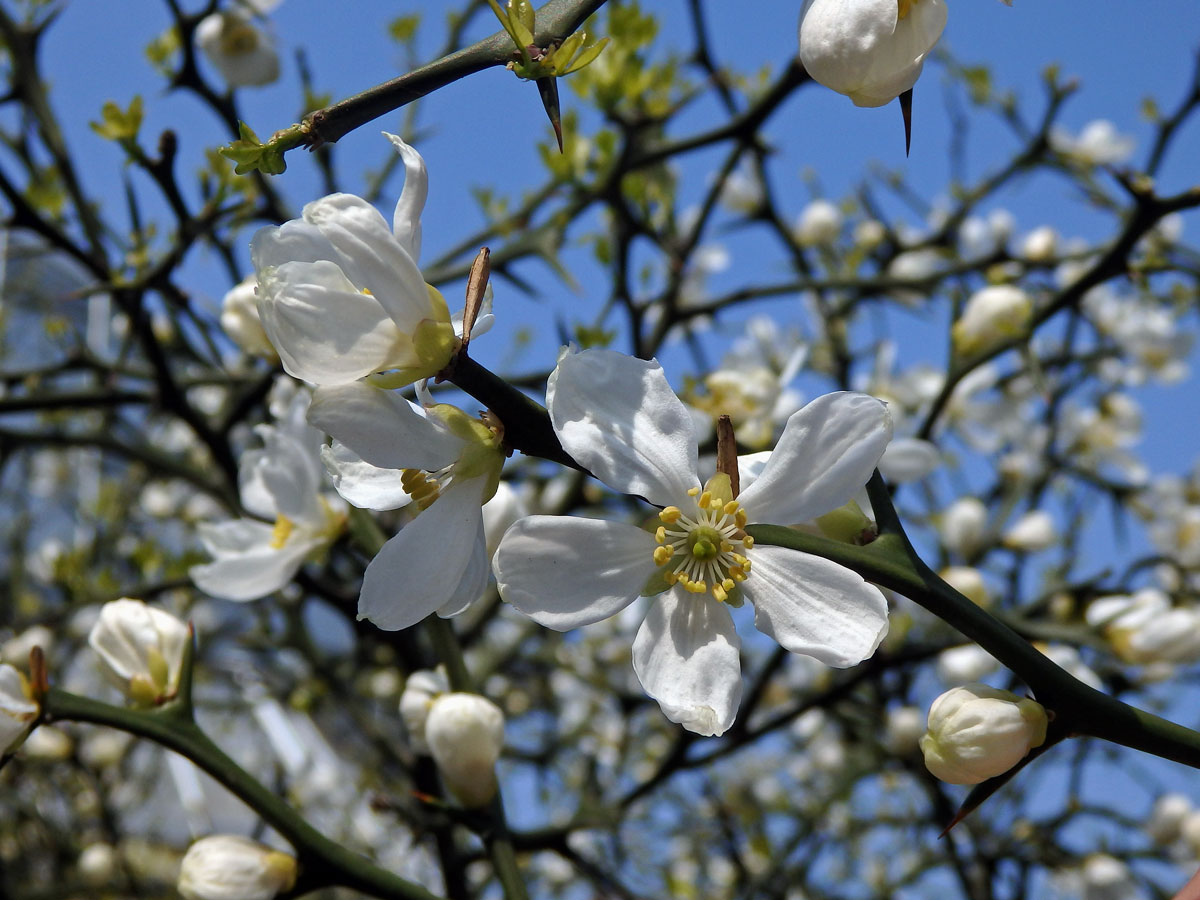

{"left": 251, "top": 134, "right": 457, "bottom": 388}
{"left": 494, "top": 349, "right": 891, "bottom": 736}
{"left": 191, "top": 380, "right": 346, "bottom": 601}
{"left": 308, "top": 381, "right": 506, "bottom": 630}
{"left": 194, "top": 2, "right": 281, "bottom": 88}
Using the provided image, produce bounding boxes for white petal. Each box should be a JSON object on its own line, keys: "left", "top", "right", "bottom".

{"left": 321, "top": 441, "right": 412, "bottom": 510}
{"left": 494, "top": 516, "right": 657, "bottom": 630}
{"left": 548, "top": 349, "right": 699, "bottom": 506}
{"left": 438, "top": 521, "right": 489, "bottom": 619}
{"left": 308, "top": 382, "right": 462, "bottom": 472}
{"left": 256, "top": 259, "right": 406, "bottom": 385}
{"left": 196, "top": 519, "right": 275, "bottom": 558}
{"left": 252, "top": 218, "right": 336, "bottom": 271}
{"left": 743, "top": 545, "right": 888, "bottom": 667}
{"left": 739, "top": 392, "right": 891, "bottom": 525}
{"left": 190, "top": 537, "right": 317, "bottom": 601}
{"left": 383, "top": 133, "right": 427, "bottom": 261}
{"left": 632, "top": 591, "right": 742, "bottom": 736}
{"left": 255, "top": 427, "right": 323, "bottom": 524}
{"left": 358, "top": 477, "right": 487, "bottom": 630}
{"left": 302, "top": 193, "right": 433, "bottom": 332}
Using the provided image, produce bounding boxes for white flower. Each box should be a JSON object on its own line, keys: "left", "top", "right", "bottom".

{"left": 1002, "top": 510, "right": 1057, "bottom": 552}
{"left": 493, "top": 349, "right": 892, "bottom": 736}
{"left": 220, "top": 275, "right": 277, "bottom": 359}
{"left": 1145, "top": 793, "right": 1192, "bottom": 845}
{"left": 1086, "top": 589, "right": 1200, "bottom": 665}
{"left": 920, "top": 683, "right": 1048, "bottom": 784}
{"left": 1051, "top": 119, "right": 1136, "bottom": 166}
{"left": 1020, "top": 225, "right": 1059, "bottom": 262}
{"left": 424, "top": 692, "right": 506, "bottom": 808}
{"left": 87, "top": 599, "right": 189, "bottom": 707}
{"left": 798, "top": 0, "right": 947, "bottom": 107}
{"left": 939, "top": 496, "right": 988, "bottom": 557}
{"left": 191, "top": 382, "right": 345, "bottom": 601}
{"left": 251, "top": 134, "right": 457, "bottom": 388}
{"left": 178, "top": 835, "right": 296, "bottom": 900}
{"left": 883, "top": 705, "right": 924, "bottom": 755}
{"left": 936, "top": 644, "right": 998, "bottom": 684}
{"left": 952, "top": 284, "right": 1032, "bottom": 357}
{"left": 0, "top": 663, "right": 38, "bottom": 754}
{"left": 308, "top": 381, "right": 506, "bottom": 630}
{"left": 794, "top": 199, "right": 843, "bottom": 246}
{"left": 194, "top": 7, "right": 281, "bottom": 88}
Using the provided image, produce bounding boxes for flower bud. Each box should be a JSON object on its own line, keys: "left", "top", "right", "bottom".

{"left": 939, "top": 497, "right": 988, "bottom": 557}
{"left": 178, "top": 835, "right": 297, "bottom": 900}
{"left": 220, "top": 275, "right": 277, "bottom": 360}
{"left": 952, "top": 285, "right": 1033, "bottom": 357}
{"left": 794, "top": 199, "right": 842, "bottom": 246}
{"left": 0, "top": 663, "right": 39, "bottom": 754}
{"left": 1002, "top": 510, "right": 1057, "bottom": 553}
{"left": 1020, "top": 225, "right": 1059, "bottom": 263}
{"left": 939, "top": 566, "right": 990, "bottom": 608}
{"left": 398, "top": 668, "right": 449, "bottom": 754}
{"left": 920, "top": 684, "right": 1047, "bottom": 784}
{"left": 425, "top": 692, "right": 505, "bottom": 808}
{"left": 88, "top": 599, "right": 189, "bottom": 707}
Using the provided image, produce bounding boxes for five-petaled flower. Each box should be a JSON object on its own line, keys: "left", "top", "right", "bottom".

{"left": 493, "top": 348, "right": 893, "bottom": 736}
{"left": 251, "top": 134, "right": 457, "bottom": 389}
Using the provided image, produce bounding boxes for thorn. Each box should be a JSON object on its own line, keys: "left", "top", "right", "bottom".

{"left": 899, "top": 88, "right": 913, "bottom": 157}
{"left": 536, "top": 76, "right": 563, "bottom": 152}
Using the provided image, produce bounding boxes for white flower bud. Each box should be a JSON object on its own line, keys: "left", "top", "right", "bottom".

{"left": 1145, "top": 793, "right": 1192, "bottom": 844}
{"left": 920, "top": 684, "right": 1048, "bottom": 784}
{"left": 939, "top": 497, "right": 988, "bottom": 557}
{"left": 1020, "top": 225, "right": 1059, "bottom": 262}
{"left": 220, "top": 275, "right": 277, "bottom": 360}
{"left": 883, "top": 706, "right": 924, "bottom": 755}
{"left": 88, "top": 599, "right": 189, "bottom": 707}
{"left": 78, "top": 842, "right": 118, "bottom": 884}
{"left": 1081, "top": 854, "right": 1134, "bottom": 900}
{"left": 798, "top": 0, "right": 947, "bottom": 108}
{"left": 1002, "top": 510, "right": 1057, "bottom": 552}
{"left": 939, "top": 566, "right": 990, "bottom": 608}
{"left": 952, "top": 284, "right": 1033, "bottom": 356}
{"left": 0, "top": 663, "right": 39, "bottom": 754}
{"left": 794, "top": 199, "right": 842, "bottom": 246}
{"left": 425, "top": 692, "right": 505, "bottom": 808}
{"left": 878, "top": 437, "right": 940, "bottom": 483}
{"left": 398, "top": 668, "right": 449, "bottom": 753}
{"left": 936, "top": 645, "right": 999, "bottom": 684}
{"left": 1181, "top": 810, "right": 1200, "bottom": 856}
{"left": 194, "top": 11, "right": 280, "bottom": 88}
{"left": 178, "top": 835, "right": 297, "bottom": 900}
{"left": 853, "top": 219, "right": 886, "bottom": 249}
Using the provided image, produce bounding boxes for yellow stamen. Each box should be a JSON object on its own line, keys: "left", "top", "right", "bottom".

{"left": 653, "top": 546, "right": 674, "bottom": 566}
{"left": 270, "top": 515, "right": 294, "bottom": 549}
{"left": 660, "top": 506, "right": 682, "bottom": 524}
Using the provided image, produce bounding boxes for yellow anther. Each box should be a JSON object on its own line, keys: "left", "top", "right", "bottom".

{"left": 653, "top": 546, "right": 674, "bottom": 566}
{"left": 699, "top": 491, "right": 712, "bottom": 509}
{"left": 655, "top": 526, "right": 668, "bottom": 543}
{"left": 721, "top": 541, "right": 733, "bottom": 552}
{"left": 665, "top": 572, "right": 679, "bottom": 585}
{"left": 690, "top": 580, "right": 707, "bottom": 594}
{"left": 723, "top": 500, "right": 740, "bottom": 516}
{"left": 687, "top": 486, "right": 700, "bottom": 497}
{"left": 742, "top": 535, "right": 754, "bottom": 549}
{"left": 735, "top": 510, "right": 748, "bottom": 529}
{"left": 712, "top": 583, "right": 728, "bottom": 603}
{"left": 660, "top": 506, "right": 682, "bottom": 524}
{"left": 270, "top": 515, "right": 294, "bottom": 549}
{"left": 722, "top": 578, "right": 735, "bottom": 591}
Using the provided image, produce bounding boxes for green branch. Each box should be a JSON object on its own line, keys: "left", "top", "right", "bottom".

{"left": 747, "top": 472, "right": 1200, "bottom": 770}
{"left": 42, "top": 688, "right": 445, "bottom": 900}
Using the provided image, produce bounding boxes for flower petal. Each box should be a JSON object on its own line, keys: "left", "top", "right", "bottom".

{"left": 190, "top": 535, "right": 317, "bottom": 601}
{"left": 437, "top": 520, "right": 488, "bottom": 619}
{"left": 548, "top": 349, "right": 699, "bottom": 506}
{"left": 256, "top": 259, "right": 406, "bottom": 385}
{"left": 743, "top": 545, "right": 888, "bottom": 667}
{"left": 632, "top": 591, "right": 742, "bottom": 736}
{"left": 302, "top": 193, "right": 434, "bottom": 333}
{"left": 358, "top": 477, "right": 487, "bottom": 630}
{"left": 739, "top": 392, "right": 891, "bottom": 525}
{"left": 383, "top": 133, "right": 427, "bottom": 262}
{"left": 321, "top": 441, "right": 412, "bottom": 510}
{"left": 308, "top": 382, "right": 462, "bottom": 472}
{"left": 494, "top": 516, "right": 657, "bottom": 630}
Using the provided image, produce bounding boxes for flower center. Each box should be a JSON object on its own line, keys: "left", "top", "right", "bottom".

{"left": 653, "top": 486, "right": 754, "bottom": 603}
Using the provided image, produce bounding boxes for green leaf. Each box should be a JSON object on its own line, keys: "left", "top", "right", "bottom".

{"left": 559, "top": 37, "right": 609, "bottom": 76}
{"left": 89, "top": 96, "right": 144, "bottom": 143}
